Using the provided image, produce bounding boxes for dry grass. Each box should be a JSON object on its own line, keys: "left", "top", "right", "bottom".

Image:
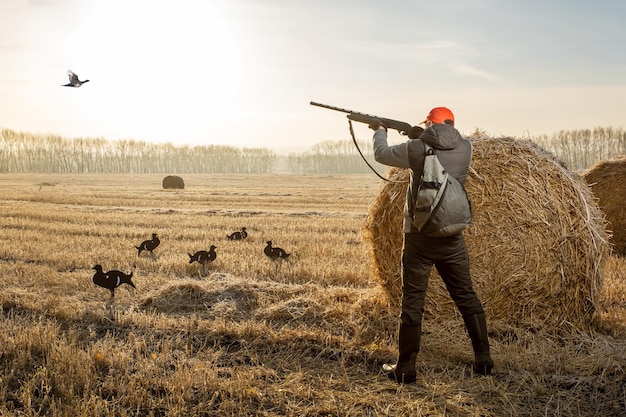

{"left": 1, "top": 173, "right": 626, "bottom": 416}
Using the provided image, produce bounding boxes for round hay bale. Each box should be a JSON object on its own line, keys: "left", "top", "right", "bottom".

{"left": 581, "top": 156, "right": 624, "bottom": 256}
{"left": 163, "top": 175, "right": 185, "bottom": 189}
{"left": 363, "top": 137, "right": 610, "bottom": 332}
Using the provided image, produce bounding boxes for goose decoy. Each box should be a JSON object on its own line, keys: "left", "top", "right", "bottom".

{"left": 136, "top": 233, "right": 160, "bottom": 258}
{"left": 62, "top": 70, "right": 90, "bottom": 87}
{"left": 226, "top": 227, "right": 248, "bottom": 241}
{"left": 92, "top": 264, "right": 135, "bottom": 298}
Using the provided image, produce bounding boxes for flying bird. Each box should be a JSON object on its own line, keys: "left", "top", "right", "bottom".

{"left": 62, "top": 70, "right": 90, "bottom": 87}
{"left": 226, "top": 227, "right": 248, "bottom": 241}
{"left": 136, "top": 233, "right": 160, "bottom": 258}
{"left": 92, "top": 264, "right": 135, "bottom": 298}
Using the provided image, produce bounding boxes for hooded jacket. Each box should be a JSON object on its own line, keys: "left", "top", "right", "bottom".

{"left": 373, "top": 123, "right": 472, "bottom": 233}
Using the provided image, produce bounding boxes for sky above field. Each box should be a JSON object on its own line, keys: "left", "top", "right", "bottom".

{"left": 1, "top": 0, "right": 625, "bottom": 153}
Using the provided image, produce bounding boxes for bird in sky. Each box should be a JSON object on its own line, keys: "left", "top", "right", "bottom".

{"left": 62, "top": 70, "right": 90, "bottom": 87}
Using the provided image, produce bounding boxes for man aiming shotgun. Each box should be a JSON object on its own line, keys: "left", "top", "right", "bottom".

{"left": 311, "top": 101, "right": 493, "bottom": 383}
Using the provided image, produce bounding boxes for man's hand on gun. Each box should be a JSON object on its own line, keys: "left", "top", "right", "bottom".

{"left": 366, "top": 118, "right": 387, "bottom": 132}
{"left": 365, "top": 118, "right": 424, "bottom": 139}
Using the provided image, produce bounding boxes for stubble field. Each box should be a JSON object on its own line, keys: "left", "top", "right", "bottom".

{"left": 1, "top": 173, "right": 626, "bottom": 416}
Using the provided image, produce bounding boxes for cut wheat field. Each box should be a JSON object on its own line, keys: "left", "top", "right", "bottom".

{"left": 1, "top": 173, "right": 626, "bottom": 417}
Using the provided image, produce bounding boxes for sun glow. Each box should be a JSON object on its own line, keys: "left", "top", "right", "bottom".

{"left": 60, "top": 0, "right": 243, "bottom": 143}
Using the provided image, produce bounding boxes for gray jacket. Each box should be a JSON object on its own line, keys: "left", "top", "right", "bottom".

{"left": 373, "top": 123, "right": 472, "bottom": 233}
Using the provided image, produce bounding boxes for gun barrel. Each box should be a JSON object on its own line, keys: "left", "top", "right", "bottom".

{"left": 309, "top": 101, "right": 352, "bottom": 114}
{"left": 310, "top": 101, "right": 383, "bottom": 120}
{"left": 310, "top": 100, "right": 415, "bottom": 136}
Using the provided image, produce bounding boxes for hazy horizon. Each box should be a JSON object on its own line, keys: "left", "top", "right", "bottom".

{"left": 1, "top": 0, "right": 625, "bottom": 152}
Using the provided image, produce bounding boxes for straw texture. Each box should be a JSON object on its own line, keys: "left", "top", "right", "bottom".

{"left": 363, "top": 137, "right": 611, "bottom": 332}
{"left": 581, "top": 156, "right": 625, "bottom": 256}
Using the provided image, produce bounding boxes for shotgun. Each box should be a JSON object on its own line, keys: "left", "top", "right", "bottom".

{"left": 310, "top": 101, "right": 423, "bottom": 138}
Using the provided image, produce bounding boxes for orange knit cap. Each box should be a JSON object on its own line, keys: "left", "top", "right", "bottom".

{"left": 420, "top": 107, "right": 455, "bottom": 124}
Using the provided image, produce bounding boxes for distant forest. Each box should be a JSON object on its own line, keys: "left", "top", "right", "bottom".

{"left": 1, "top": 127, "right": 624, "bottom": 174}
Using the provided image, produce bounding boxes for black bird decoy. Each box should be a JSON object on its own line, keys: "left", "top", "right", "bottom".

{"left": 92, "top": 264, "right": 135, "bottom": 298}
{"left": 264, "top": 240, "right": 290, "bottom": 261}
{"left": 62, "top": 70, "right": 90, "bottom": 87}
{"left": 188, "top": 245, "right": 217, "bottom": 276}
{"left": 188, "top": 245, "right": 217, "bottom": 265}
{"left": 264, "top": 240, "right": 290, "bottom": 273}
{"left": 226, "top": 227, "right": 248, "bottom": 241}
{"left": 136, "top": 233, "right": 160, "bottom": 258}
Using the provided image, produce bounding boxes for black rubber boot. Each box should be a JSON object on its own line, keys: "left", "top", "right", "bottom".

{"left": 382, "top": 324, "right": 421, "bottom": 383}
{"left": 463, "top": 312, "right": 493, "bottom": 375}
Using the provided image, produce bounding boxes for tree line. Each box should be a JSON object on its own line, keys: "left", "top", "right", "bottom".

{"left": 0, "top": 129, "right": 275, "bottom": 174}
{"left": 531, "top": 127, "right": 626, "bottom": 170}
{"left": 1, "top": 127, "right": 624, "bottom": 174}
{"left": 284, "top": 139, "right": 387, "bottom": 174}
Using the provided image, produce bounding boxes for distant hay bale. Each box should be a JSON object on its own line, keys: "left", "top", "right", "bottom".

{"left": 363, "top": 137, "right": 611, "bottom": 332}
{"left": 163, "top": 175, "right": 185, "bottom": 189}
{"left": 581, "top": 156, "right": 625, "bottom": 256}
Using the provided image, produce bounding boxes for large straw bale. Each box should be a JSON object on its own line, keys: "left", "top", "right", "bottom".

{"left": 581, "top": 156, "right": 626, "bottom": 256}
{"left": 363, "top": 137, "right": 610, "bottom": 332}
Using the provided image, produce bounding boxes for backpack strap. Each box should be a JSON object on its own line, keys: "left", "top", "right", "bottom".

{"left": 420, "top": 142, "right": 446, "bottom": 190}
{"left": 420, "top": 141, "right": 436, "bottom": 176}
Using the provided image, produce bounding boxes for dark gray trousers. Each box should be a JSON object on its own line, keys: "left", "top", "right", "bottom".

{"left": 400, "top": 232, "right": 484, "bottom": 326}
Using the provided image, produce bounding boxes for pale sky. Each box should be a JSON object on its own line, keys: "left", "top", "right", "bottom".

{"left": 1, "top": 0, "right": 625, "bottom": 153}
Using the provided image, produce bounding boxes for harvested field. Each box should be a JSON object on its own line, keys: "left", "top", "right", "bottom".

{"left": 0, "top": 172, "right": 625, "bottom": 416}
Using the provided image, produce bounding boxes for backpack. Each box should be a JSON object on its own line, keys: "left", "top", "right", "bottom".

{"left": 412, "top": 143, "right": 472, "bottom": 237}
